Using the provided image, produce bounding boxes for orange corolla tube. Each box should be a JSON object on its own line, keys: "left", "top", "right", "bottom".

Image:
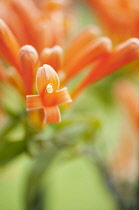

{"left": 19, "top": 45, "right": 39, "bottom": 95}
{"left": 9, "top": 0, "right": 63, "bottom": 52}
{"left": 26, "top": 64, "right": 72, "bottom": 123}
{"left": 0, "top": 19, "right": 20, "bottom": 73}
{"left": 0, "top": 1, "right": 28, "bottom": 45}
{"left": 72, "top": 38, "right": 139, "bottom": 98}
{"left": 64, "top": 26, "right": 101, "bottom": 64}
{"left": 63, "top": 37, "right": 112, "bottom": 83}
{"left": 10, "top": 0, "right": 41, "bottom": 48}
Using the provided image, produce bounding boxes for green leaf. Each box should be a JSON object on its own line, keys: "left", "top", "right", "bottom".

{"left": 0, "top": 140, "right": 26, "bottom": 166}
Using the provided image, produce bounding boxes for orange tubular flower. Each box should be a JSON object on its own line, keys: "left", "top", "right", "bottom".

{"left": 26, "top": 65, "right": 72, "bottom": 123}
{"left": 0, "top": 19, "right": 20, "bottom": 73}
{"left": 0, "top": 0, "right": 70, "bottom": 52}
{"left": 72, "top": 38, "right": 139, "bottom": 98}
{"left": 111, "top": 80, "right": 139, "bottom": 181}
{"left": 85, "top": 0, "right": 139, "bottom": 43}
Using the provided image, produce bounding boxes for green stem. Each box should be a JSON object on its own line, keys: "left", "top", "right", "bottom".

{"left": 25, "top": 143, "right": 58, "bottom": 210}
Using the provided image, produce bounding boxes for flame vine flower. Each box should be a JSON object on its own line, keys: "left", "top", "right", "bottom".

{"left": 26, "top": 64, "right": 72, "bottom": 123}
{"left": 0, "top": 16, "right": 139, "bottom": 125}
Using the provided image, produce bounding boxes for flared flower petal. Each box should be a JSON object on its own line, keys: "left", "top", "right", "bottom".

{"left": 44, "top": 106, "right": 61, "bottom": 123}
{"left": 54, "top": 87, "right": 72, "bottom": 105}
{"left": 36, "top": 64, "right": 60, "bottom": 95}
{"left": 42, "top": 87, "right": 72, "bottom": 106}
{"left": 26, "top": 95, "right": 43, "bottom": 111}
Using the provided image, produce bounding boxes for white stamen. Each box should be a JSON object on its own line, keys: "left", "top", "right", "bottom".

{"left": 46, "top": 83, "right": 53, "bottom": 93}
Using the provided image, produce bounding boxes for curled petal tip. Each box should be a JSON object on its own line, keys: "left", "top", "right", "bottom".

{"left": 19, "top": 45, "right": 37, "bottom": 52}
{"left": 86, "top": 25, "right": 101, "bottom": 36}
{"left": 115, "top": 38, "right": 139, "bottom": 61}
{"left": 53, "top": 45, "right": 63, "bottom": 52}
{"left": 19, "top": 45, "right": 39, "bottom": 63}
{"left": 117, "top": 38, "right": 139, "bottom": 51}
{"left": 40, "top": 45, "right": 63, "bottom": 71}
{"left": 127, "top": 38, "right": 139, "bottom": 44}
{"left": 99, "top": 37, "right": 113, "bottom": 50}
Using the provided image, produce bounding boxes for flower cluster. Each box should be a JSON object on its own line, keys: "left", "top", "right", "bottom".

{"left": 0, "top": 0, "right": 139, "bottom": 125}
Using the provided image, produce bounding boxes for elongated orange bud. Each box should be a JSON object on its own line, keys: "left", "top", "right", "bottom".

{"left": 72, "top": 38, "right": 139, "bottom": 98}
{"left": 64, "top": 26, "right": 101, "bottom": 64}
{"left": 64, "top": 37, "right": 112, "bottom": 83}
{"left": 40, "top": 45, "right": 63, "bottom": 72}
{"left": 19, "top": 45, "right": 38, "bottom": 94}
{"left": 0, "top": 19, "right": 20, "bottom": 73}
{"left": 36, "top": 64, "right": 60, "bottom": 95}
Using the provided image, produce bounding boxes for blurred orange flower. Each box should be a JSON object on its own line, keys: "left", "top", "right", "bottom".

{"left": 111, "top": 79, "right": 139, "bottom": 182}
{"left": 0, "top": 0, "right": 70, "bottom": 52}
{"left": 85, "top": 0, "right": 139, "bottom": 43}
